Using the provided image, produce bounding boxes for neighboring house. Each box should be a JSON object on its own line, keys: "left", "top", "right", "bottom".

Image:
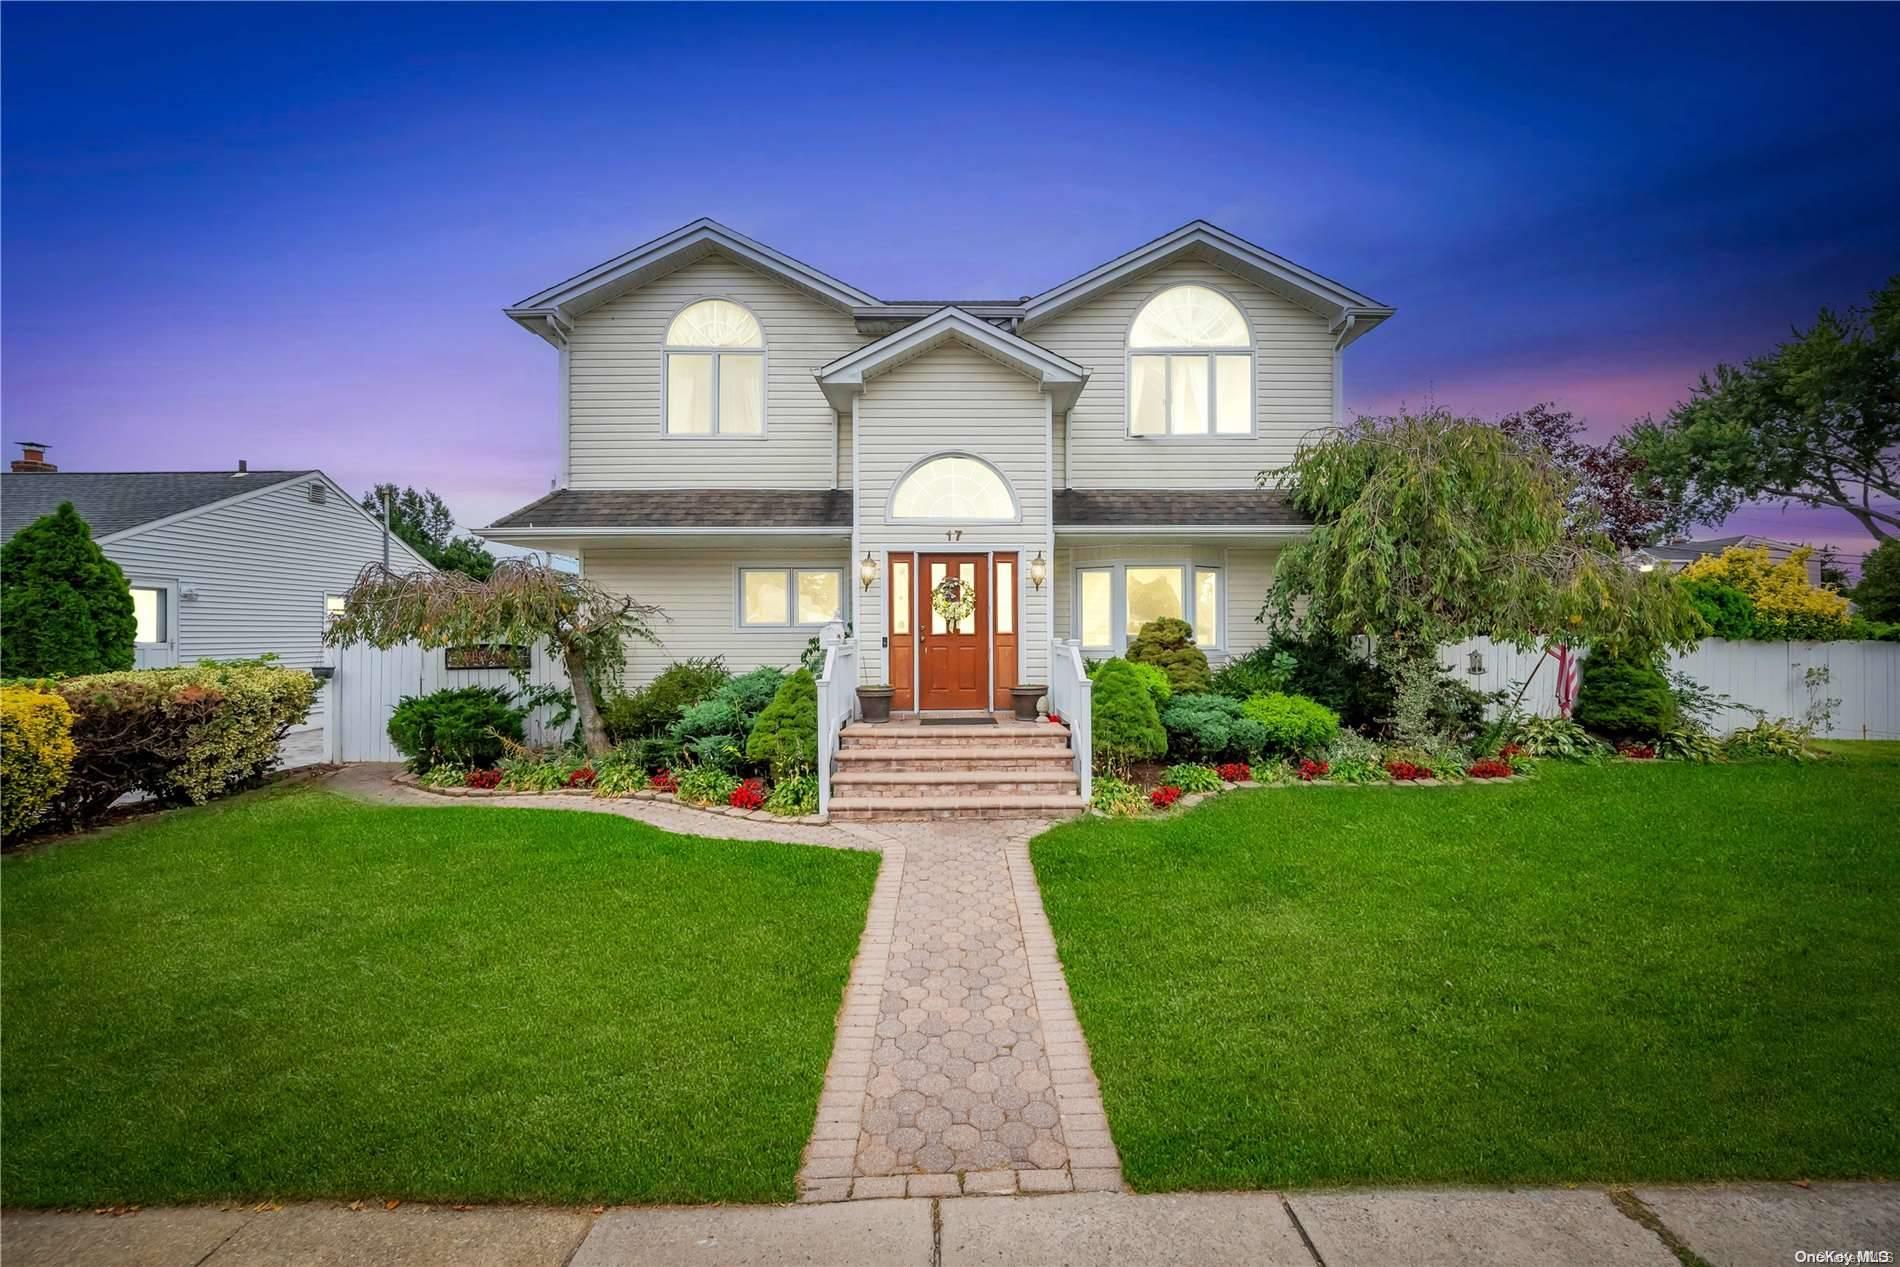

{"left": 1633, "top": 535, "right": 1824, "bottom": 586}
{"left": 484, "top": 218, "right": 1392, "bottom": 714}
{"left": 1, "top": 451, "right": 432, "bottom": 736}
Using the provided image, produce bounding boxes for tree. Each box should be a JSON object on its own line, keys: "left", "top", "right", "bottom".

{"left": 1679, "top": 545, "right": 1851, "bottom": 640}
{"left": 1624, "top": 275, "right": 1900, "bottom": 541}
{"left": 324, "top": 560, "right": 661, "bottom": 755}
{"left": 360, "top": 484, "right": 498, "bottom": 580}
{"left": 0, "top": 502, "right": 137, "bottom": 678}
{"left": 1852, "top": 539, "right": 1900, "bottom": 622}
{"left": 1494, "top": 402, "right": 1668, "bottom": 549}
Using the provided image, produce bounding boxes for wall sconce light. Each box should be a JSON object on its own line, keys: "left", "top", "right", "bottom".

{"left": 859, "top": 551, "right": 878, "bottom": 592}
{"left": 1029, "top": 551, "right": 1047, "bottom": 590}
{"left": 1467, "top": 649, "right": 1485, "bottom": 676}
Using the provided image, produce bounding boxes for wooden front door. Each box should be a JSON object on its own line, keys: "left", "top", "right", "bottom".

{"left": 918, "top": 554, "right": 989, "bottom": 711}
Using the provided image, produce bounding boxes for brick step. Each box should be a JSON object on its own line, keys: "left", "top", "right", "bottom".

{"left": 840, "top": 723, "right": 1070, "bottom": 750}
{"left": 829, "top": 793, "right": 1088, "bottom": 822}
{"left": 835, "top": 746, "right": 1078, "bottom": 773}
{"left": 832, "top": 769, "right": 1080, "bottom": 798}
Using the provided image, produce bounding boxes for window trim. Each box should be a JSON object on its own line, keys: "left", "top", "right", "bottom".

{"left": 884, "top": 451, "right": 1022, "bottom": 525}
{"left": 660, "top": 296, "right": 769, "bottom": 440}
{"left": 735, "top": 566, "right": 845, "bottom": 629}
{"left": 1072, "top": 560, "right": 1224, "bottom": 653}
{"left": 1124, "top": 283, "right": 1255, "bottom": 440}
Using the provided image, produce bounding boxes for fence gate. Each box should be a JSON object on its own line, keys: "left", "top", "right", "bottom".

{"left": 326, "top": 641, "right": 571, "bottom": 763}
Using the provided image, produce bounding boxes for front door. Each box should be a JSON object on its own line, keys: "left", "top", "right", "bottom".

{"left": 918, "top": 554, "right": 989, "bottom": 711}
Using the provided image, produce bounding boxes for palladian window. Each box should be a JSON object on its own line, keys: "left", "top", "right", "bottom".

{"left": 890, "top": 455, "right": 1017, "bottom": 521}
{"left": 1127, "top": 284, "right": 1252, "bottom": 437}
{"left": 665, "top": 299, "right": 764, "bottom": 435}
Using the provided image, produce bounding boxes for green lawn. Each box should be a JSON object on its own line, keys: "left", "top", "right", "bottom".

{"left": 1032, "top": 742, "right": 1900, "bottom": 1192}
{"left": 1, "top": 785, "right": 879, "bottom": 1208}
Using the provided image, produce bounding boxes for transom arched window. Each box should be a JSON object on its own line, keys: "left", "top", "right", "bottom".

{"left": 1127, "top": 284, "right": 1253, "bottom": 437}
{"left": 890, "top": 455, "right": 1017, "bottom": 522}
{"left": 665, "top": 299, "right": 764, "bottom": 435}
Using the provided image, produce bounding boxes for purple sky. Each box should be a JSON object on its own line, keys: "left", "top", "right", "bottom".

{"left": 4, "top": 3, "right": 1895, "bottom": 568}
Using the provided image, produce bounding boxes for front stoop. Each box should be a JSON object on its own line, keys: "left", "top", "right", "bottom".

{"left": 829, "top": 720, "right": 1085, "bottom": 822}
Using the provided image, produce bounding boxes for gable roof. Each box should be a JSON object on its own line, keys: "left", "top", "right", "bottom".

{"left": 1, "top": 469, "right": 315, "bottom": 543}
{"left": 504, "top": 218, "right": 879, "bottom": 346}
{"left": 1019, "top": 220, "right": 1394, "bottom": 346}
{"left": 815, "top": 306, "right": 1088, "bottom": 411}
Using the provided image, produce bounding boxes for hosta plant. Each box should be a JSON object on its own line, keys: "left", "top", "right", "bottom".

{"left": 418, "top": 764, "right": 469, "bottom": 788}
{"left": 763, "top": 772, "right": 819, "bottom": 817}
{"left": 1723, "top": 718, "right": 1813, "bottom": 761}
{"left": 590, "top": 748, "right": 647, "bottom": 796}
{"left": 1160, "top": 763, "right": 1223, "bottom": 793}
{"left": 499, "top": 753, "right": 574, "bottom": 792}
{"left": 677, "top": 765, "right": 741, "bottom": 806}
{"left": 1250, "top": 759, "right": 1293, "bottom": 785}
{"left": 1508, "top": 714, "right": 1608, "bottom": 761}
{"left": 1656, "top": 727, "right": 1723, "bottom": 763}
{"left": 1090, "top": 775, "right": 1147, "bottom": 817}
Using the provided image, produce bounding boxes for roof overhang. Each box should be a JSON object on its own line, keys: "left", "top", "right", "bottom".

{"left": 816, "top": 306, "right": 1088, "bottom": 412}
{"left": 504, "top": 218, "right": 878, "bottom": 347}
{"left": 1020, "top": 220, "right": 1394, "bottom": 348}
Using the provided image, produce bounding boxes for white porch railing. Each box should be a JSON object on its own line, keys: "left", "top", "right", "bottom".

{"left": 816, "top": 622, "right": 858, "bottom": 818}
{"left": 1049, "top": 639, "right": 1093, "bottom": 801}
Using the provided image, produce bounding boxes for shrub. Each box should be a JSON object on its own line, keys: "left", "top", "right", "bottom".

{"left": 677, "top": 766, "right": 741, "bottom": 806}
{"left": 669, "top": 698, "right": 742, "bottom": 745}
{"left": 498, "top": 752, "right": 575, "bottom": 792}
{"left": 1210, "top": 647, "right": 1296, "bottom": 701}
{"left": 1852, "top": 539, "right": 1900, "bottom": 623}
{"left": 1088, "top": 657, "right": 1171, "bottom": 708}
{"left": 1657, "top": 727, "right": 1723, "bottom": 763}
{"left": 1723, "top": 718, "right": 1812, "bottom": 761}
{"left": 0, "top": 502, "right": 137, "bottom": 678}
{"left": 1324, "top": 730, "right": 1386, "bottom": 783}
{"left": 1680, "top": 545, "right": 1851, "bottom": 640}
{"left": 746, "top": 668, "right": 818, "bottom": 777}
{"left": 1159, "top": 692, "right": 1248, "bottom": 762}
{"left": 50, "top": 662, "right": 317, "bottom": 823}
{"left": 763, "top": 772, "right": 819, "bottom": 817}
{"left": 632, "top": 736, "right": 682, "bottom": 775}
{"left": 1258, "top": 630, "right": 1393, "bottom": 730}
{"left": 1125, "top": 617, "right": 1212, "bottom": 694}
{"left": 1215, "top": 761, "right": 1252, "bottom": 784}
{"left": 387, "top": 686, "right": 525, "bottom": 772}
{"left": 686, "top": 733, "right": 745, "bottom": 772}
{"left": 668, "top": 665, "right": 785, "bottom": 756}
{"left": 1090, "top": 659, "right": 1167, "bottom": 774}
{"left": 1240, "top": 692, "right": 1340, "bottom": 755}
{"left": 1680, "top": 578, "right": 1758, "bottom": 641}
{"left": 730, "top": 777, "right": 767, "bottom": 810}
{"left": 1507, "top": 713, "right": 1608, "bottom": 760}
{"left": 1573, "top": 653, "right": 1677, "bottom": 741}
{"left": 1296, "top": 758, "right": 1329, "bottom": 781}
{"left": 1467, "top": 757, "right": 1514, "bottom": 779}
{"left": 1150, "top": 785, "right": 1183, "bottom": 809}
{"left": 1, "top": 686, "right": 76, "bottom": 836}
{"left": 601, "top": 657, "right": 730, "bottom": 742}
{"left": 1090, "top": 775, "right": 1146, "bottom": 817}
{"left": 1160, "top": 763, "right": 1222, "bottom": 793}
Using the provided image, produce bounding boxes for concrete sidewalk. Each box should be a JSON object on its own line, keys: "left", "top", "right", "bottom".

{"left": 5, "top": 1183, "right": 1894, "bottom": 1267}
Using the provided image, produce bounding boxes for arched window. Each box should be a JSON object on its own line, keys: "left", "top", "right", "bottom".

{"left": 665, "top": 299, "right": 764, "bottom": 435}
{"left": 890, "top": 455, "right": 1017, "bottom": 521}
{"left": 1127, "top": 284, "right": 1252, "bottom": 437}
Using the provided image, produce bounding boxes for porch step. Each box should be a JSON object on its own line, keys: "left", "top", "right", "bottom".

{"left": 832, "top": 769, "right": 1080, "bottom": 799}
{"left": 829, "top": 793, "right": 1088, "bottom": 822}
{"left": 834, "top": 746, "right": 1078, "bottom": 773}
{"left": 839, "top": 722, "right": 1071, "bottom": 750}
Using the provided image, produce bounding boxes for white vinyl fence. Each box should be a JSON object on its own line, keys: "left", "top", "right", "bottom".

{"left": 324, "top": 641, "right": 572, "bottom": 763}
{"left": 1443, "top": 637, "right": 1900, "bottom": 740}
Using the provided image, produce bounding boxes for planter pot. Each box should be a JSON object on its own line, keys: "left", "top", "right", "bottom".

{"left": 857, "top": 685, "right": 895, "bottom": 723}
{"left": 1010, "top": 685, "right": 1047, "bottom": 722}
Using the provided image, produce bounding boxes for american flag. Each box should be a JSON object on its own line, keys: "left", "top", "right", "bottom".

{"left": 1553, "top": 644, "right": 1581, "bottom": 717}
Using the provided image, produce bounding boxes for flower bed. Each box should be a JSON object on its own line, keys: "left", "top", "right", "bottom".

{"left": 391, "top": 760, "right": 824, "bottom": 825}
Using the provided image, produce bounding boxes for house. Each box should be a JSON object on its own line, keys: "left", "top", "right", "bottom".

{"left": 483, "top": 218, "right": 1393, "bottom": 726}
{"left": 1633, "top": 535, "right": 1824, "bottom": 586}
{"left": 1, "top": 449, "right": 432, "bottom": 751}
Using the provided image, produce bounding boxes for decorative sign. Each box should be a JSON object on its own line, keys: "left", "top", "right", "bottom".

{"left": 445, "top": 644, "right": 530, "bottom": 671}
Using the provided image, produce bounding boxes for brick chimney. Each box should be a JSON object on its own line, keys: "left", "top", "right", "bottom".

{"left": 11, "top": 442, "right": 56, "bottom": 473}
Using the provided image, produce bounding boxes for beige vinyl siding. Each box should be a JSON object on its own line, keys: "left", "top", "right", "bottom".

{"left": 836, "top": 411, "right": 852, "bottom": 488}
{"left": 582, "top": 541, "right": 848, "bottom": 688}
{"left": 101, "top": 478, "right": 432, "bottom": 729}
{"left": 853, "top": 340, "right": 1053, "bottom": 693}
{"left": 1051, "top": 540, "right": 1278, "bottom": 660}
{"left": 1025, "top": 258, "right": 1335, "bottom": 488}
{"left": 566, "top": 255, "right": 869, "bottom": 489}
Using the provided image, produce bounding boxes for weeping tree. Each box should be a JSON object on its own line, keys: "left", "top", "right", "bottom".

{"left": 1261, "top": 408, "right": 1705, "bottom": 731}
{"left": 324, "top": 560, "right": 661, "bottom": 756}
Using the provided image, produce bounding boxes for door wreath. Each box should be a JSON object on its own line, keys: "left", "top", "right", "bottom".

{"left": 930, "top": 574, "right": 976, "bottom": 626}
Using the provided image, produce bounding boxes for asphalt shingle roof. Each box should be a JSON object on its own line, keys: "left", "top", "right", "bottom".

{"left": 1, "top": 470, "right": 314, "bottom": 542}
{"left": 1052, "top": 488, "right": 1308, "bottom": 527}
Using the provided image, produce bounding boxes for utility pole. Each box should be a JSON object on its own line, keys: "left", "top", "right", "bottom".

{"left": 381, "top": 486, "right": 391, "bottom": 567}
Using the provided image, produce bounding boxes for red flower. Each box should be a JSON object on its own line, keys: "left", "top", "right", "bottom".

{"left": 465, "top": 768, "right": 501, "bottom": 789}
{"left": 1467, "top": 758, "right": 1514, "bottom": 779}
{"left": 564, "top": 766, "right": 597, "bottom": 788}
{"left": 1150, "top": 785, "right": 1183, "bottom": 809}
{"left": 1498, "top": 743, "right": 1525, "bottom": 760}
{"left": 1617, "top": 742, "right": 1656, "bottom": 760}
{"left": 649, "top": 769, "right": 678, "bottom": 794}
{"left": 1048, "top": 710, "right": 1061, "bottom": 724}
{"left": 1216, "top": 762, "right": 1252, "bottom": 783}
{"left": 730, "top": 777, "right": 767, "bottom": 810}
{"left": 1298, "top": 758, "right": 1329, "bottom": 782}
{"left": 1385, "top": 760, "right": 1428, "bottom": 781}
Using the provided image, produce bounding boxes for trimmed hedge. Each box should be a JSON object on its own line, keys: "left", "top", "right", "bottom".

{"left": 1159, "top": 692, "right": 1267, "bottom": 762}
{"left": 1091, "top": 659, "right": 1167, "bottom": 773}
{"left": 387, "top": 685, "right": 525, "bottom": 772}
{"left": 747, "top": 668, "right": 818, "bottom": 777}
{"left": 1240, "top": 691, "right": 1340, "bottom": 756}
{"left": 1, "top": 685, "right": 77, "bottom": 836}
{"left": 0, "top": 502, "right": 137, "bottom": 679}
{"left": 1126, "top": 617, "right": 1212, "bottom": 694}
{"left": 1573, "top": 653, "right": 1677, "bottom": 741}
